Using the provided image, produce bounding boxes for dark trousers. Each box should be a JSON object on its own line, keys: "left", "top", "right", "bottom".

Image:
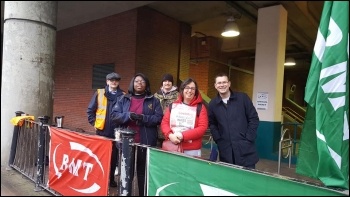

{"left": 110, "top": 141, "right": 118, "bottom": 183}
{"left": 246, "top": 164, "right": 256, "bottom": 169}
{"left": 136, "top": 146, "right": 147, "bottom": 196}
{"left": 219, "top": 149, "right": 255, "bottom": 169}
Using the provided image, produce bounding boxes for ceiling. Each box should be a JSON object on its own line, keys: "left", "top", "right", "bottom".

{"left": 1, "top": 1, "right": 324, "bottom": 72}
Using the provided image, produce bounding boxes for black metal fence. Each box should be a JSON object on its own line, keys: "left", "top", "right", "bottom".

{"left": 8, "top": 111, "right": 216, "bottom": 196}
{"left": 7, "top": 112, "right": 146, "bottom": 196}
{"left": 8, "top": 112, "right": 56, "bottom": 195}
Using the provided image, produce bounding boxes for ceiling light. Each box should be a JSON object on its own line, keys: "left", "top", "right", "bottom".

{"left": 221, "top": 16, "right": 240, "bottom": 37}
{"left": 284, "top": 57, "right": 296, "bottom": 66}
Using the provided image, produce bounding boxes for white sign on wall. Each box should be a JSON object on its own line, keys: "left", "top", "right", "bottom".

{"left": 256, "top": 92, "right": 268, "bottom": 110}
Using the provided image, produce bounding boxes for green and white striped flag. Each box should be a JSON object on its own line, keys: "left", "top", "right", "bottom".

{"left": 296, "top": 1, "right": 349, "bottom": 189}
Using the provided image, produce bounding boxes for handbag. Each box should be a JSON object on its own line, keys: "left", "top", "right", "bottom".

{"left": 161, "top": 140, "right": 183, "bottom": 153}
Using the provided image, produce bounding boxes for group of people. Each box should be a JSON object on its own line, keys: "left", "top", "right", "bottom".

{"left": 87, "top": 71, "right": 260, "bottom": 195}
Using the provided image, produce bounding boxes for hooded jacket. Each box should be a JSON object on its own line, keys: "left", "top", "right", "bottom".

{"left": 161, "top": 93, "right": 208, "bottom": 151}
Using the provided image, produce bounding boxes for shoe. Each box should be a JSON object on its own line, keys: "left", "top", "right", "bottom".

{"left": 110, "top": 180, "right": 118, "bottom": 187}
{"left": 114, "top": 167, "right": 119, "bottom": 176}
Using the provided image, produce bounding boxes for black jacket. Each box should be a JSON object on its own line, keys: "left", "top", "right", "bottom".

{"left": 110, "top": 93, "right": 163, "bottom": 146}
{"left": 208, "top": 91, "right": 259, "bottom": 167}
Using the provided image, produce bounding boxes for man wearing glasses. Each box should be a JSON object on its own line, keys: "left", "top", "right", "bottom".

{"left": 208, "top": 72, "right": 260, "bottom": 169}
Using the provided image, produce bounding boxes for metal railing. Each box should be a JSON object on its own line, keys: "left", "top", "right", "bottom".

{"left": 278, "top": 128, "right": 293, "bottom": 174}
{"left": 8, "top": 113, "right": 56, "bottom": 195}
{"left": 282, "top": 107, "right": 305, "bottom": 123}
{"left": 8, "top": 112, "right": 155, "bottom": 196}
{"left": 281, "top": 122, "right": 303, "bottom": 157}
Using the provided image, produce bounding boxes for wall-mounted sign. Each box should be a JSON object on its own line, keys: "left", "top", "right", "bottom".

{"left": 256, "top": 92, "right": 268, "bottom": 110}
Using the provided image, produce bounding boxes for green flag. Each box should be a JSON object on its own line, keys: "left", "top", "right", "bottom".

{"left": 296, "top": 1, "right": 349, "bottom": 189}
{"left": 148, "top": 149, "right": 346, "bottom": 195}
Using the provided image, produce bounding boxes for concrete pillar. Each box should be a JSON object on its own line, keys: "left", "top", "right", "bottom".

{"left": 1, "top": 1, "right": 57, "bottom": 165}
{"left": 252, "top": 5, "right": 287, "bottom": 160}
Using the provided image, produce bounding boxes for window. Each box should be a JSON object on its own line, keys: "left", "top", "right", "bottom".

{"left": 92, "top": 63, "right": 115, "bottom": 89}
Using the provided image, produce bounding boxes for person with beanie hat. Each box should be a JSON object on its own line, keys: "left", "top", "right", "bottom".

{"left": 161, "top": 73, "right": 174, "bottom": 84}
{"left": 154, "top": 73, "right": 179, "bottom": 147}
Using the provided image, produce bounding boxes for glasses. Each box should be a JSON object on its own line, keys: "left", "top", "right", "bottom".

{"left": 216, "top": 81, "right": 229, "bottom": 85}
{"left": 134, "top": 80, "right": 146, "bottom": 84}
{"left": 184, "top": 86, "right": 196, "bottom": 91}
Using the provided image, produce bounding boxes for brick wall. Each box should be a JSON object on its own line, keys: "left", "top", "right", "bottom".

{"left": 190, "top": 36, "right": 255, "bottom": 100}
{"left": 189, "top": 61, "right": 209, "bottom": 94}
{"left": 55, "top": 9, "right": 136, "bottom": 132}
{"left": 179, "top": 23, "right": 191, "bottom": 85}
{"left": 54, "top": 7, "right": 191, "bottom": 132}
{"left": 54, "top": 6, "right": 258, "bottom": 133}
{"left": 135, "top": 7, "right": 190, "bottom": 93}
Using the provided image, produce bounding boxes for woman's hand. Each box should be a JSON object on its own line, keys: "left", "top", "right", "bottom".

{"left": 174, "top": 132, "right": 183, "bottom": 141}
{"left": 169, "top": 133, "right": 181, "bottom": 144}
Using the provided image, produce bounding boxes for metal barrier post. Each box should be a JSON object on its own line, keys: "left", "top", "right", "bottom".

{"left": 35, "top": 116, "right": 50, "bottom": 192}
{"left": 278, "top": 128, "right": 292, "bottom": 174}
{"left": 293, "top": 124, "right": 298, "bottom": 156}
{"left": 8, "top": 111, "right": 25, "bottom": 168}
{"left": 118, "top": 129, "right": 135, "bottom": 196}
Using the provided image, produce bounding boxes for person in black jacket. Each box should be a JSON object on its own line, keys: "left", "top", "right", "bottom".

{"left": 208, "top": 72, "right": 260, "bottom": 169}
{"left": 87, "top": 72, "right": 125, "bottom": 187}
{"left": 111, "top": 73, "right": 163, "bottom": 196}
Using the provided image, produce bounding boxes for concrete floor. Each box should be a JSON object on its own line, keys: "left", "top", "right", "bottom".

{"left": 1, "top": 165, "right": 52, "bottom": 196}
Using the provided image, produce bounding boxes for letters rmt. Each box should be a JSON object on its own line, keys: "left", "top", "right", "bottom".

{"left": 59, "top": 154, "right": 94, "bottom": 181}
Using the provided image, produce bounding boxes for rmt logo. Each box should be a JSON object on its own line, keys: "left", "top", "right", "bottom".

{"left": 52, "top": 142, "right": 106, "bottom": 194}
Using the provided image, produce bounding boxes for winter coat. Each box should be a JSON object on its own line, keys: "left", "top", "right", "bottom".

{"left": 154, "top": 86, "right": 179, "bottom": 140}
{"left": 154, "top": 86, "right": 179, "bottom": 112}
{"left": 208, "top": 91, "right": 259, "bottom": 167}
{"left": 110, "top": 94, "right": 163, "bottom": 146}
{"left": 161, "top": 93, "right": 208, "bottom": 151}
{"left": 87, "top": 85, "right": 125, "bottom": 139}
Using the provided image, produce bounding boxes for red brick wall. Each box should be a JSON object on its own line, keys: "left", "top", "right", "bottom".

{"left": 54, "top": 6, "right": 256, "bottom": 133}
{"left": 179, "top": 23, "right": 191, "bottom": 85}
{"left": 136, "top": 7, "right": 191, "bottom": 93}
{"left": 189, "top": 61, "right": 209, "bottom": 94}
{"left": 54, "top": 10, "right": 138, "bottom": 132}
{"left": 54, "top": 7, "right": 191, "bottom": 132}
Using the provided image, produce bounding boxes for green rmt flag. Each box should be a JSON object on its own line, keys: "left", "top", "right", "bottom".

{"left": 296, "top": 1, "right": 349, "bottom": 189}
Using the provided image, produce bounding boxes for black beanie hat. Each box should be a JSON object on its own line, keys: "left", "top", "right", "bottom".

{"left": 162, "top": 74, "right": 174, "bottom": 84}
